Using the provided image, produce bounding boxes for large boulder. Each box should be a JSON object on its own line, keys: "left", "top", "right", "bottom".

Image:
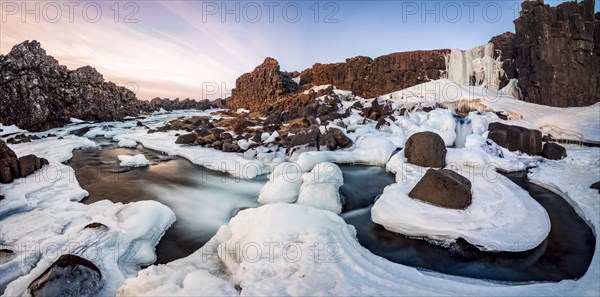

{"left": 404, "top": 132, "right": 446, "bottom": 168}
{"left": 287, "top": 126, "right": 321, "bottom": 154}
{"left": 542, "top": 142, "right": 567, "bottom": 160}
{"left": 488, "top": 122, "right": 542, "bottom": 156}
{"left": 175, "top": 133, "right": 198, "bottom": 145}
{"left": 409, "top": 169, "right": 472, "bottom": 209}
{"left": 28, "top": 254, "right": 101, "bottom": 297}
{"left": 327, "top": 128, "right": 353, "bottom": 148}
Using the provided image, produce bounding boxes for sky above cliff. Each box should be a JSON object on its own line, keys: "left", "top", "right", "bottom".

{"left": 1, "top": 0, "right": 597, "bottom": 100}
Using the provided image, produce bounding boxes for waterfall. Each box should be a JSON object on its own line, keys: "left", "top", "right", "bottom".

{"left": 454, "top": 116, "right": 473, "bottom": 148}
{"left": 445, "top": 43, "right": 504, "bottom": 90}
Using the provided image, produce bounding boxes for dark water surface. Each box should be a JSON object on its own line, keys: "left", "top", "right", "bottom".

{"left": 70, "top": 142, "right": 595, "bottom": 282}
{"left": 69, "top": 138, "right": 263, "bottom": 263}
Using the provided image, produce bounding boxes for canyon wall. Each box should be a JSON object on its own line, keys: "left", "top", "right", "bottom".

{"left": 228, "top": 0, "right": 599, "bottom": 111}
{"left": 510, "top": 0, "right": 599, "bottom": 107}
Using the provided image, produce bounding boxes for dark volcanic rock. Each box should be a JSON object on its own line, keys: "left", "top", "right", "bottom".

{"left": 149, "top": 97, "right": 215, "bottom": 111}
{"left": 175, "top": 133, "right": 198, "bottom": 145}
{"left": 318, "top": 133, "right": 337, "bottom": 151}
{"left": 327, "top": 128, "right": 353, "bottom": 148}
{"left": 0, "top": 40, "right": 150, "bottom": 131}
{"left": 0, "top": 139, "right": 48, "bottom": 183}
{"left": 591, "top": 181, "right": 600, "bottom": 193}
{"left": 409, "top": 169, "right": 472, "bottom": 209}
{"left": 542, "top": 142, "right": 567, "bottom": 160}
{"left": 510, "top": 0, "right": 600, "bottom": 107}
{"left": 300, "top": 50, "right": 450, "bottom": 99}
{"left": 404, "top": 132, "right": 446, "bottom": 168}
{"left": 488, "top": 122, "right": 542, "bottom": 155}
{"left": 287, "top": 126, "right": 321, "bottom": 154}
{"left": 28, "top": 254, "right": 101, "bottom": 297}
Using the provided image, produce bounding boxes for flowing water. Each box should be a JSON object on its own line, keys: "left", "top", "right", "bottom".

{"left": 69, "top": 140, "right": 595, "bottom": 282}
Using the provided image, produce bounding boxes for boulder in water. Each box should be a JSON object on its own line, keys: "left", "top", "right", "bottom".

{"left": 409, "top": 169, "right": 472, "bottom": 209}
{"left": 404, "top": 132, "right": 446, "bottom": 168}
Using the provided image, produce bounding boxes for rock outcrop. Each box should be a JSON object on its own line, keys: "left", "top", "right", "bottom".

{"left": 227, "top": 57, "right": 300, "bottom": 111}
{"left": 0, "top": 139, "right": 48, "bottom": 183}
{"left": 505, "top": 0, "right": 599, "bottom": 107}
{"left": 488, "top": 122, "right": 542, "bottom": 156}
{"left": 404, "top": 132, "right": 447, "bottom": 168}
{"left": 409, "top": 169, "right": 472, "bottom": 209}
{"left": 300, "top": 50, "right": 450, "bottom": 99}
{"left": 0, "top": 40, "right": 151, "bottom": 131}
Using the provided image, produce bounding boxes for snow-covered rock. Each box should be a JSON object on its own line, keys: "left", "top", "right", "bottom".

{"left": 258, "top": 162, "right": 303, "bottom": 204}
{"left": 372, "top": 161, "right": 551, "bottom": 252}
{"left": 118, "top": 139, "right": 138, "bottom": 148}
{"left": 118, "top": 154, "right": 150, "bottom": 167}
{"left": 297, "top": 162, "right": 344, "bottom": 214}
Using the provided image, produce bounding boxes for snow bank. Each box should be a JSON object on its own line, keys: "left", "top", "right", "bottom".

{"left": 118, "top": 139, "right": 138, "bottom": 148}
{"left": 382, "top": 79, "right": 600, "bottom": 142}
{"left": 118, "top": 154, "right": 150, "bottom": 167}
{"left": 295, "top": 136, "right": 396, "bottom": 171}
{"left": 0, "top": 163, "right": 175, "bottom": 296}
{"left": 258, "top": 162, "right": 302, "bottom": 204}
{"left": 297, "top": 162, "right": 344, "bottom": 214}
{"left": 121, "top": 131, "right": 270, "bottom": 179}
{"left": 8, "top": 135, "right": 96, "bottom": 163}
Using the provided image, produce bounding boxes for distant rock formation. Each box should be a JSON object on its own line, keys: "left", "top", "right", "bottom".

{"left": 0, "top": 40, "right": 153, "bottom": 131}
{"left": 228, "top": 0, "right": 599, "bottom": 111}
{"left": 149, "top": 97, "right": 215, "bottom": 111}
{"left": 227, "top": 57, "right": 300, "bottom": 111}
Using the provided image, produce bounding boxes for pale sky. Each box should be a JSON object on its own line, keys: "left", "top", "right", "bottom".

{"left": 1, "top": 0, "right": 595, "bottom": 100}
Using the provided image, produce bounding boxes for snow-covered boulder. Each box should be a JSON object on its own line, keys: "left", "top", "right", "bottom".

{"left": 372, "top": 168, "right": 550, "bottom": 252}
{"left": 297, "top": 162, "right": 344, "bottom": 214}
{"left": 117, "top": 139, "right": 137, "bottom": 148}
{"left": 118, "top": 154, "right": 149, "bottom": 167}
{"left": 258, "top": 162, "right": 303, "bottom": 204}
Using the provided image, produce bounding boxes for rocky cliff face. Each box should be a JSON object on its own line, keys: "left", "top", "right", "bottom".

{"left": 300, "top": 50, "right": 450, "bottom": 99}
{"left": 227, "top": 57, "right": 300, "bottom": 111}
{"left": 0, "top": 40, "right": 150, "bottom": 131}
{"left": 227, "top": 0, "right": 598, "bottom": 111}
{"left": 227, "top": 50, "right": 450, "bottom": 111}
{"left": 510, "top": 0, "right": 599, "bottom": 107}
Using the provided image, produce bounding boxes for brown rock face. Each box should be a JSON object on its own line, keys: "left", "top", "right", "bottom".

{"left": 0, "top": 139, "right": 48, "bottom": 183}
{"left": 0, "top": 40, "right": 151, "bottom": 131}
{"left": 149, "top": 97, "right": 215, "bottom": 111}
{"left": 510, "top": 0, "right": 600, "bottom": 107}
{"left": 300, "top": 50, "right": 450, "bottom": 99}
{"left": 404, "top": 132, "right": 447, "bottom": 168}
{"left": 488, "top": 122, "right": 543, "bottom": 156}
{"left": 409, "top": 169, "right": 472, "bottom": 209}
{"left": 227, "top": 57, "right": 300, "bottom": 111}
